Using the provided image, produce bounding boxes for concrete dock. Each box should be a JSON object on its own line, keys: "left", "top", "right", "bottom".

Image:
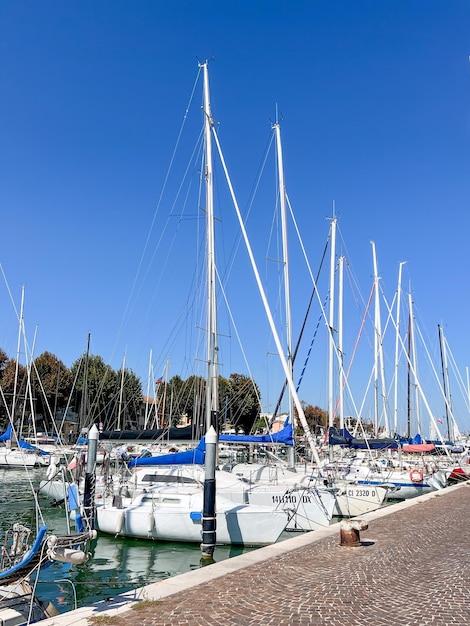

{"left": 41, "top": 481, "right": 470, "bottom": 626}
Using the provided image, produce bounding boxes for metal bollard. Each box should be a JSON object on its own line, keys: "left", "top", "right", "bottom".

{"left": 340, "top": 519, "right": 368, "bottom": 547}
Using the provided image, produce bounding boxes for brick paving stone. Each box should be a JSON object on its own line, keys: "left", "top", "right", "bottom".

{"left": 87, "top": 483, "right": 470, "bottom": 626}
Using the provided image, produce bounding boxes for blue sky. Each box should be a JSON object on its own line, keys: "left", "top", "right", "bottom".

{"left": 1, "top": 1, "right": 469, "bottom": 435}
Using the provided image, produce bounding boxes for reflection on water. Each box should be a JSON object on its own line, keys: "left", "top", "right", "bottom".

{"left": 0, "top": 469, "right": 253, "bottom": 615}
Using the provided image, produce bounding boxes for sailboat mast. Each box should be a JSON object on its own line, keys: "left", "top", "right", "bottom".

{"left": 338, "top": 255, "right": 345, "bottom": 430}
{"left": 406, "top": 303, "right": 412, "bottom": 439}
{"left": 393, "top": 262, "right": 405, "bottom": 434}
{"left": 371, "top": 241, "right": 389, "bottom": 434}
{"left": 328, "top": 216, "right": 337, "bottom": 429}
{"left": 79, "top": 332, "right": 91, "bottom": 433}
{"left": 11, "top": 285, "right": 25, "bottom": 437}
{"left": 438, "top": 323, "right": 452, "bottom": 441}
{"left": 200, "top": 61, "right": 218, "bottom": 559}
{"left": 144, "top": 349, "right": 152, "bottom": 430}
{"left": 202, "top": 60, "right": 218, "bottom": 434}
{"left": 273, "top": 119, "right": 294, "bottom": 464}
{"left": 408, "top": 293, "right": 421, "bottom": 433}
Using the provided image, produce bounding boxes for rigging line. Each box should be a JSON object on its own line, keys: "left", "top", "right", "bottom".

{"left": 386, "top": 306, "right": 453, "bottom": 453}
{"left": 215, "top": 265, "right": 262, "bottom": 411}
{"left": 332, "top": 281, "right": 376, "bottom": 420}
{"left": 444, "top": 335, "right": 470, "bottom": 411}
{"left": 270, "top": 228, "right": 330, "bottom": 421}
{"left": 221, "top": 131, "right": 276, "bottom": 287}
{"left": 414, "top": 320, "right": 459, "bottom": 432}
{"left": 113, "top": 67, "right": 202, "bottom": 351}
{"left": 120, "top": 124, "right": 205, "bottom": 350}
{"left": 0, "top": 263, "right": 21, "bottom": 322}
{"left": 295, "top": 302, "right": 328, "bottom": 394}
{"left": 0, "top": 392, "right": 46, "bottom": 526}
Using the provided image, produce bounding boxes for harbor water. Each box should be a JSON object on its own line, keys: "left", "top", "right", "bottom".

{"left": 0, "top": 468, "right": 255, "bottom": 616}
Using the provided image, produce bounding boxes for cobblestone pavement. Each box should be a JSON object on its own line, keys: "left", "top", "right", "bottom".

{"left": 108, "top": 483, "right": 470, "bottom": 626}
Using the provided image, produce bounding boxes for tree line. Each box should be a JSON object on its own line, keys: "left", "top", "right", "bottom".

{"left": 0, "top": 347, "right": 331, "bottom": 439}
{"left": 0, "top": 349, "right": 296, "bottom": 437}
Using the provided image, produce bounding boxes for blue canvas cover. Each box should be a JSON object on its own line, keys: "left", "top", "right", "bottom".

{"left": 0, "top": 424, "right": 13, "bottom": 441}
{"left": 328, "top": 427, "right": 398, "bottom": 450}
{"left": 129, "top": 437, "right": 207, "bottom": 467}
{"left": 219, "top": 422, "right": 294, "bottom": 446}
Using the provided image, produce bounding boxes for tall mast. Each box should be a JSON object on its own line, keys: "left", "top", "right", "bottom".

{"left": 327, "top": 215, "right": 337, "bottom": 428}
{"left": 144, "top": 349, "right": 152, "bottom": 430}
{"left": 408, "top": 293, "right": 421, "bottom": 434}
{"left": 273, "top": 117, "right": 294, "bottom": 466}
{"left": 407, "top": 303, "right": 412, "bottom": 439}
{"left": 338, "top": 255, "right": 345, "bottom": 430}
{"left": 11, "top": 285, "right": 25, "bottom": 435}
{"left": 371, "top": 241, "right": 389, "bottom": 434}
{"left": 202, "top": 61, "right": 218, "bottom": 433}
{"left": 200, "top": 61, "right": 218, "bottom": 559}
{"left": 79, "top": 332, "right": 91, "bottom": 433}
{"left": 438, "top": 323, "right": 452, "bottom": 441}
{"left": 393, "top": 262, "right": 405, "bottom": 434}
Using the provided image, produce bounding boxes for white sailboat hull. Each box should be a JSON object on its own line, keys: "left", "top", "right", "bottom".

{"left": 332, "top": 483, "right": 389, "bottom": 517}
{"left": 0, "top": 449, "right": 49, "bottom": 468}
{"left": 96, "top": 486, "right": 287, "bottom": 546}
{"left": 131, "top": 464, "right": 335, "bottom": 532}
{"left": 224, "top": 484, "right": 335, "bottom": 531}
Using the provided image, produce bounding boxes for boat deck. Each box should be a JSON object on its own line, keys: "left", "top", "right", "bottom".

{"left": 41, "top": 480, "right": 470, "bottom": 625}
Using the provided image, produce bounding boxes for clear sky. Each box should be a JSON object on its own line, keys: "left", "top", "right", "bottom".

{"left": 1, "top": 1, "right": 469, "bottom": 435}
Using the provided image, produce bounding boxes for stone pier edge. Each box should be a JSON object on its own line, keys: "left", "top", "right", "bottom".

{"left": 40, "top": 480, "right": 469, "bottom": 626}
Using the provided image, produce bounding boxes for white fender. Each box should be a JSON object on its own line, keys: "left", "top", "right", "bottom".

{"left": 48, "top": 547, "right": 88, "bottom": 564}
{"left": 115, "top": 511, "right": 125, "bottom": 534}
{"left": 46, "top": 460, "right": 58, "bottom": 480}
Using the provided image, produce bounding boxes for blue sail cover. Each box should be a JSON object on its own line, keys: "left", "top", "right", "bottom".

{"left": 0, "top": 424, "right": 12, "bottom": 441}
{"left": 129, "top": 437, "right": 207, "bottom": 467}
{"left": 219, "top": 422, "right": 294, "bottom": 446}
{"left": 328, "top": 427, "right": 398, "bottom": 450}
{"left": 128, "top": 423, "right": 294, "bottom": 468}
{"left": 18, "top": 439, "right": 50, "bottom": 455}
{"left": 0, "top": 424, "right": 48, "bottom": 454}
{"left": 396, "top": 432, "right": 454, "bottom": 446}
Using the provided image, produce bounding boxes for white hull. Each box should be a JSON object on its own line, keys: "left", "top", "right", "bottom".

{"left": 0, "top": 449, "right": 49, "bottom": 468}
{"left": 348, "top": 471, "right": 438, "bottom": 500}
{"left": 0, "top": 580, "right": 55, "bottom": 623}
{"left": 332, "top": 483, "right": 389, "bottom": 517}
{"left": 96, "top": 485, "right": 287, "bottom": 546}
{"left": 223, "top": 484, "right": 335, "bottom": 531}
{"left": 131, "top": 465, "right": 335, "bottom": 531}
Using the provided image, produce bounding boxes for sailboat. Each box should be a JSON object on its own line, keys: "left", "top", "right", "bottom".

{"left": 95, "top": 60, "right": 288, "bottom": 546}
{"left": 0, "top": 424, "right": 50, "bottom": 468}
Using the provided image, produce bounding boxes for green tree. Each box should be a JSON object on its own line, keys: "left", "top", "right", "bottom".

{"left": 295, "top": 402, "right": 328, "bottom": 435}
{"left": 31, "top": 352, "right": 73, "bottom": 431}
{"left": 157, "top": 374, "right": 206, "bottom": 426}
{"left": 115, "top": 367, "right": 143, "bottom": 430}
{"left": 227, "top": 373, "right": 260, "bottom": 434}
{"left": 0, "top": 357, "right": 28, "bottom": 429}
{"left": 70, "top": 354, "right": 117, "bottom": 430}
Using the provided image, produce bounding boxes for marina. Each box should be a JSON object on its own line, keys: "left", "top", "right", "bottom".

{"left": 1, "top": 7, "right": 470, "bottom": 625}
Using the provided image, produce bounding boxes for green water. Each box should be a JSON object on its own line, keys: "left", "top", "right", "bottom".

{"left": 0, "top": 468, "right": 253, "bottom": 615}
